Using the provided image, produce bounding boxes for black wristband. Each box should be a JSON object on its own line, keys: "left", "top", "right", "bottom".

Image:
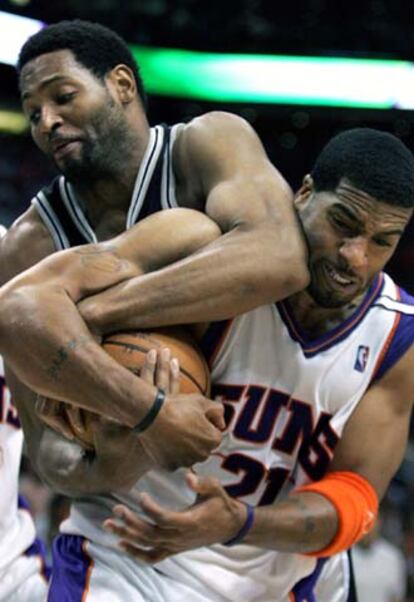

{"left": 223, "top": 503, "right": 255, "bottom": 546}
{"left": 132, "top": 389, "right": 166, "bottom": 434}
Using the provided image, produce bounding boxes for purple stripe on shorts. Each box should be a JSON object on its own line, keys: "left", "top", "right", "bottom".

{"left": 291, "top": 558, "right": 327, "bottom": 601}
{"left": 48, "top": 535, "right": 92, "bottom": 602}
{"left": 25, "top": 537, "right": 51, "bottom": 581}
{"left": 18, "top": 494, "right": 31, "bottom": 511}
{"left": 19, "top": 495, "right": 51, "bottom": 581}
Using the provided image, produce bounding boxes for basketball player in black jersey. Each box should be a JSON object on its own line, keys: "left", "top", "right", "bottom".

{"left": 0, "top": 21, "right": 307, "bottom": 469}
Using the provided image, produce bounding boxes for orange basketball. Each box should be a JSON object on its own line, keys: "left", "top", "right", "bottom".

{"left": 64, "top": 327, "right": 210, "bottom": 448}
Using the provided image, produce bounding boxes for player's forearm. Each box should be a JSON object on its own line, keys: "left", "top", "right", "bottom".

{"left": 0, "top": 283, "right": 155, "bottom": 427}
{"left": 79, "top": 222, "right": 310, "bottom": 334}
{"left": 244, "top": 492, "right": 338, "bottom": 554}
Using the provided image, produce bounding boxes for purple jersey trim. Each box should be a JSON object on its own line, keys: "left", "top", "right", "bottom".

{"left": 291, "top": 557, "right": 327, "bottom": 601}
{"left": 200, "top": 319, "right": 233, "bottom": 367}
{"left": 48, "top": 535, "right": 92, "bottom": 602}
{"left": 373, "top": 287, "right": 414, "bottom": 382}
{"left": 277, "top": 274, "right": 384, "bottom": 357}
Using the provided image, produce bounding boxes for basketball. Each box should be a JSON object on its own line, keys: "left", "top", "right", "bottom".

{"left": 64, "top": 327, "right": 210, "bottom": 449}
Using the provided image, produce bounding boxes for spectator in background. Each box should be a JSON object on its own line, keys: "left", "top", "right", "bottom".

{"left": 353, "top": 514, "right": 407, "bottom": 602}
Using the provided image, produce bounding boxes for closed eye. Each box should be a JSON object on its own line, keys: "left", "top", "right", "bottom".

{"left": 331, "top": 215, "right": 359, "bottom": 236}
{"left": 372, "top": 236, "right": 392, "bottom": 248}
{"left": 56, "top": 92, "right": 76, "bottom": 105}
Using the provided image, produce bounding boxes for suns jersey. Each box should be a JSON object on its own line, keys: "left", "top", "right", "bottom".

{"left": 0, "top": 356, "right": 36, "bottom": 570}
{"left": 61, "top": 271, "right": 414, "bottom": 600}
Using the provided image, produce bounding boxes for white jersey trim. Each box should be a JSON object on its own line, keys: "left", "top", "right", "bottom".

{"left": 374, "top": 295, "right": 414, "bottom": 315}
{"left": 60, "top": 177, "right": 98, "bottom": 244}
{"left": 161, "top": 123, "right": 182, "bottom": 209}
{"left": 32, "top": 193, "right": 70, "bottom": 250}
{"left": 126, "top": 125, "right": 165, "bottom": 227}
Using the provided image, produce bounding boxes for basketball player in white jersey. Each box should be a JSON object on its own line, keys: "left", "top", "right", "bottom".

{"left": 0, "top": 225, "right": 49, "bottom": 601}
{"left": 1, "top": 129, "right": 414, "bottom": 601}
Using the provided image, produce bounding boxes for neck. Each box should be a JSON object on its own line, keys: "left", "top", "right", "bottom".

{"left": 287, "top": 289, "right": 366, "bottom": 338}
{"left": 69, "top": 125, "right": 150, "bottom": 237}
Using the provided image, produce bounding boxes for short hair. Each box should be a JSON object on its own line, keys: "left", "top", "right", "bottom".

{"left": 17, "top": 20, "right": 147, "bottom": 109}
{"left": 311, "top": 128, "right": 414, "bottom": 208}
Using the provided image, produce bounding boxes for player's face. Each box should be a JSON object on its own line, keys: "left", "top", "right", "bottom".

{"left": 295, "top": 176, "right": 412, "bottom": 308}
{"left": 20, "top": 49, "right": 135, "bottom": 182}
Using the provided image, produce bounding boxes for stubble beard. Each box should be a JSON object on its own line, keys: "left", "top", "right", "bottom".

{"left": 57, "top": 98, "right": 135, "bottom": 185}
{"left": 306, "top": 260, "right": 353, "bottom": 309}
{"left": 306, "top": 279, "right": 349, "bottom": 309}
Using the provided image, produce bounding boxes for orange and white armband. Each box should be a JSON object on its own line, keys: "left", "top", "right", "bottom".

{"left": 295, "top": 471, "right": 379, "bottom": 558}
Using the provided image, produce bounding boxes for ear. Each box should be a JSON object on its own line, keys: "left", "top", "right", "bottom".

{"left": 294, "top": 174, "right": 314, "bottom": 209}
{"left": 106, "top": 64, "right": 137, "bottom": 105}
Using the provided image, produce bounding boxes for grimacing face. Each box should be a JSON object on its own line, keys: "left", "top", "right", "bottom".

{"left": 20, "top": 49, "right": 135, "bottom": 182}
{"left": 295, "top": 176, "right": 412, "bottom": 309}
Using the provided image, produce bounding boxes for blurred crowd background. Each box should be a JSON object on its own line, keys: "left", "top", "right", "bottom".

{"left": 0, "top": 1, "right": 413, "bottom": 599}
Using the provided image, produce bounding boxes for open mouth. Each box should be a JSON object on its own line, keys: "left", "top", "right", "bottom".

{"left": 325, "top": 263, "right": 355, "bottom": 287}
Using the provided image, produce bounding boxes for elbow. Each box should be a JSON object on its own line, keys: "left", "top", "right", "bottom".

{"left": 265, "top": 225, "right": 310, "bottom": 298}
{"left": 233, "top": 217, "right": 310, "bottom": 302}
{"left": 281, "top": 259, "right": 310, "bottom": 296}
{"left": 255, "top": 262, "right": 309, "bottom": 302}
{"left": 36, "top": 429, "right": 85, "bottom": 495}
{"left": 0, "top": 282, "right": 33, "bottom": 342}
{"left": 250, "top": 235, "right": 310, "bottom": 301}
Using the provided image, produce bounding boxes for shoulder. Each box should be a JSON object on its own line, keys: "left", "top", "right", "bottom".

{"left": 173, "top": 111, "right": 291, "bottom": 209}
{"left": 371, "top": 275, "right": 414, "bottom": 383}
{"left": 0, "top": 206, "right": 55, "bottom": 284}
{"left": 175, "top": 112, "right": 265, "bottom": 162}
{"left": 370, "top": 343, "right": 414, "bottom": 416}
{"left": 181, "top": 111, "right": 257, "bottom": 136}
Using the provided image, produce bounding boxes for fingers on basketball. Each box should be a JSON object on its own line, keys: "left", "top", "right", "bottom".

{"left": 62, "top": 327, "right": 211, "bottom": 448}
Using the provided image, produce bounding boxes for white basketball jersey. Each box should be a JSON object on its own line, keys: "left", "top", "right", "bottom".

{"left": 0, "top": 356, "right": 36, "bottom": 570}
{"left": 62, "top": 272, "right": 414, "bottom": 600}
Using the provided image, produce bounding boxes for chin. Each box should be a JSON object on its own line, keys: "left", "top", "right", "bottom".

{"left": 307, "top": 284, "right": 352, "bottom": 309}
{"left": 60, "top": 158, "right": 98, "bottom": 182}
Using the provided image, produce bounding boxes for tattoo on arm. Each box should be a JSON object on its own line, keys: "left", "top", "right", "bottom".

{"left": 47, "top": 335, "right": 90, "bottom": 381}
{"left": 290, "top": 496, "right": 317, "bottom": 544}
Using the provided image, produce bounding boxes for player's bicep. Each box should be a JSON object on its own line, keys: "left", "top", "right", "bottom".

{"left": 179, "top": 112, "right": 293, "bottom": 232}
{"left": 329, "top": 346, "right": 414, "bottom": 499}
{"left": 204, "top": 169, "right": 292, "bottom": 233}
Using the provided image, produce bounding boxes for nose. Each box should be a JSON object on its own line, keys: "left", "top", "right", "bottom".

{"left": 339, "top": 236, "right": 368, "bottom": 271}
{"left": 38, "top": 104, "right": 63, "bottom": 136}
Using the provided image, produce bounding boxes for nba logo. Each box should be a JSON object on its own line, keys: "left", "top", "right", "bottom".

{"left": 354, "top": 345, "right": 370, "bottom": 372}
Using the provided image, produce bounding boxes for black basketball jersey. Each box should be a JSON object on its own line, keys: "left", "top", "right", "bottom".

{"left": 31, "top": 124, "right": 181, "bottom": 249}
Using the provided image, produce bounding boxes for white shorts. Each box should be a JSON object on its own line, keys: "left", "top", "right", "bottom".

{"left": 0, "top": 539, "right": 49, "bottom": 601}
{"left": 48, "top": 534, "right": 216, "bottom": 602}
{"left": 314, "top": 551, "right": 356, "bottom": 602}
{"left": 48, "top": 534, "right": 356, "bottom": 602}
